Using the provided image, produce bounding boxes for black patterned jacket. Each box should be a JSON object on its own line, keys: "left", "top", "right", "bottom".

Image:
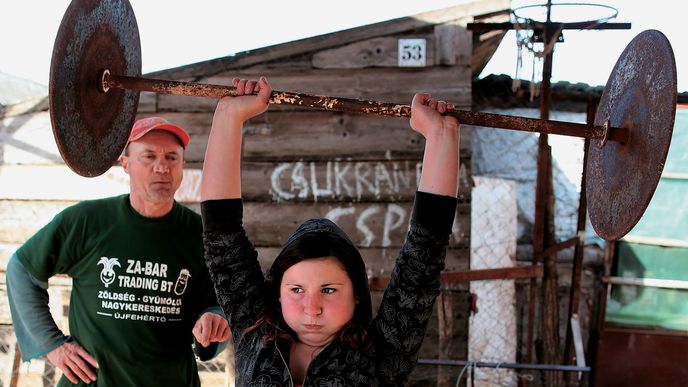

{"left": 202, "top": 192, "right": 457, "bottom": 387}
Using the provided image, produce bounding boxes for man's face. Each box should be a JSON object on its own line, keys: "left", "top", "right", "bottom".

{"left": 119, "top": 130, "right": 184, "bottom": 207}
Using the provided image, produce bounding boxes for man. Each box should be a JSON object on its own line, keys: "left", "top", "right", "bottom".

{"left": 6, "top": 117, "right": 229, "bottom": 386}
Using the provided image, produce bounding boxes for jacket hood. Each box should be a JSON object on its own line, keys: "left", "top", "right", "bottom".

{"left": 270, "top": 218, "right": 373, "bottom": 325}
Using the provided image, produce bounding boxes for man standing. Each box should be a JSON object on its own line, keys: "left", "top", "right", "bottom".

{"left": 6, "top": 117, "right": 229, "bottom": 386}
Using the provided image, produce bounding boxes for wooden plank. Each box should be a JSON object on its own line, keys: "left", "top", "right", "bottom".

{"left": 0, "top": 165, "right": 199, "bottom": 202}
{"left": 435, "top": 25, "right": 457, "bottom": 66}
{"left": 241, "top": 202, "right": 469, "bottom": 249}
{"left": 368, "top": 265, "right": 542, "bottom": 289}
{"left": 255, "top": 247, "right": 469, "bottom": 277}
{"left": 312, "top": 34, "right": 442, "bottom": 69}
{"left": 146, "top": 0, "right": 509, "bottom": 80}
{"left": 244, "top": 160, "right": 421, "bottom": 202}
{"left": 139, "top": 111, "right": 470, "bottom": 163}
{"left": 183, "top": 203, "right": 470, "bottom": 249}
{"left": 0, "top": 200, "right": 75, "bottom": 244}
{"left": 240, "top": 112, "right": 468, "bottom": 162}
{"left": 242, "top": 159, "right": 472, "bottom": 203}
{"left": 0, "top": 110, "right": 201, "bottom": 166}
{"left": 133, "top": 111, "right": 428, "bottom": 163}
{"left": 457, "top": 160, "right": 472, "bottom": 203}
{"left": 137, "top": 92, "right": 157, "bottom": 113}
{"left": 602, "top": 276, "right": 688, "bottom": 290}
{"left": 0, "top": 158, "right": 471, "bottom": 203}
{"left": 212, "top": 67, "right": 472, "bottom": 107}
{"left": 534, "top": 236, "right": 579, "bottom": 260}
{"left": 0, "top": 243, "right": 21, "bottom": 267}
{"left": 241, "top": 113, "right": 420, "bottom": 161}
{"left": 443, "top": 264, "right": 543, "bottom": 282}
{"left": 9, "top": 344, "right": 21, "bottom": 387}
{"left": 469, "top": 7, "right": 510, "bottom": 77}
{"left": 3, "top": 200, "right": 469, "bottom": 249}
{"left": 620, "top": 235, "right": 688, "bottom": 248}
{"left": 158, "top": 112, "right": 416, "bottom": 163}
{"left": 0, "top": 165, "right": 129, "bottom": 200}
{"left": 0, "top": 244, "right": 467, "bottom": 278}
{"left": 434, "top": 24, "right": 472, "bottom": 66}
{"left": 472, "top": 29, "right": 507, "bottom": 77}
{"left": 157, "top": 67, "right": 472, "bottom": 112}
{"left": 436, "top": 290, "right": 464, "bottom": 385}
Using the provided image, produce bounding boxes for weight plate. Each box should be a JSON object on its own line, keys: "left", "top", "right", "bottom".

{"left": 587, "top": 30, "right": 677, "bottom": 241}
{"left": 50, "top": 0, "right": 141, "bottom": 177}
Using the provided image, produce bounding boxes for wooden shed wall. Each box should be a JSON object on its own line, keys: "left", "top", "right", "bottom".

{"left": 176, "top": 26, "right": 474, "bottom": 385}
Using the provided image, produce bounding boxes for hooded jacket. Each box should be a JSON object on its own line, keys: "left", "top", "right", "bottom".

{"left": 202, "top": 191, "right": 456, "bottom": 386}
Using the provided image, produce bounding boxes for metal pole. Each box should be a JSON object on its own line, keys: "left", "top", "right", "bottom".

{"left": 417, "top": 359, "right": 591, "bottom": 372}
{"left": 537, "top": 6, "right": 566, "bottom": 385}
{"left": 564, "top": 97, "right": 595, "bottom": 375}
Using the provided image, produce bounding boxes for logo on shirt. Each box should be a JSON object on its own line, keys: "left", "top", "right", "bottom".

{"left": 174, "top": 269, "right": 191, "bottom": 295}
{"left": 97, "top": 257, "right": 121, "bottom": 288}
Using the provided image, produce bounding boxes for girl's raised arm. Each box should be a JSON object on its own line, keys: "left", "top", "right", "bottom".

{"left": 201, "top": 77, "right": 272, "bottom": 201}
{"left": 409, "top": 93, "right": 460, "bottom": 198}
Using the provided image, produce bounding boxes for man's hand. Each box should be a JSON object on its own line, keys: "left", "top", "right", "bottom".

{"left": 46, "top": 339, "right": 98, "bottom": 384}
{"left": 192, "top": 312, "right": 230, "bottom": 347}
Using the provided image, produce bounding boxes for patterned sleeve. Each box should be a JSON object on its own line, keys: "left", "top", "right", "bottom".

{"left": 201, "top": 199, "right": 268, "bottom": 340}
{"left": 373, "top": 191, "right": 457, "bottom": 384}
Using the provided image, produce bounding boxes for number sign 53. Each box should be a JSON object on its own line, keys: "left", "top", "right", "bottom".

{"left": 398, "top": 38, "right": 427, "bottom": 67}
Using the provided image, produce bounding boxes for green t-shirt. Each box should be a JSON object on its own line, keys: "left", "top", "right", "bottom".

{"left": 17, "top": 195, "right": 218, "bottom": 387}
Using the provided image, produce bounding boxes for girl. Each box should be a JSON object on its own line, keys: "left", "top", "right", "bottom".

{"left": 201, "top": 77, "right": 459, "bottom": 386}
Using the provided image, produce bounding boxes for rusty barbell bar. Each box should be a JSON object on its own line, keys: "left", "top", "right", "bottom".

{"left": 100, "top": 70, "right": 629, "bottom": 143}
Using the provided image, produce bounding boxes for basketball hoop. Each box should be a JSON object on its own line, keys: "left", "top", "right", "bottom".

{"left": 511, "top": 2, "right": 619, "bottom": 99}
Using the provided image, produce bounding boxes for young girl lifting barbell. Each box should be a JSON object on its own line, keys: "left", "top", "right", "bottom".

{"left": 201, "top": 76, "right": 459, "bottom": 386}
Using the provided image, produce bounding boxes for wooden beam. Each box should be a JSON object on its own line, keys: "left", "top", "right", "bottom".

{"left": 368, "top": 265, "right": 543, "bottom": 289}
{"left": 602, "top": 276, "right": 688, "bottom": 290}
{"left": 534, "top": 236, "right": 579, "bottom": 260}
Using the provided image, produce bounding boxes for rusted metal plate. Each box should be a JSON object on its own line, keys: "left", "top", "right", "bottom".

{"left": 594, "top": 328, "right": 688, "bottom": 386}
{"left": 50, "top": 0, "right": 141, "bottom": 177}
{"left": 587, "top": 30, "right": 677, "bottom": 241}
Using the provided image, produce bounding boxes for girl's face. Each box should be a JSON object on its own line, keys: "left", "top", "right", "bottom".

{"left": 280, "top": 256, "right": 356, "bottom": 347}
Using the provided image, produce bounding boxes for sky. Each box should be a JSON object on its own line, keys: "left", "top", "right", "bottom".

{"left": 0, "top": 0, "right": 685, "bottom": 92}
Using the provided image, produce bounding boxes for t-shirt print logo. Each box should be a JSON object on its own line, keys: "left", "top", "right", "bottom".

{"left": 174, "top": 269, "right": 191, "bottom": 295}
{"left": 98, "top": 257, "right": 121, "bottom": 288}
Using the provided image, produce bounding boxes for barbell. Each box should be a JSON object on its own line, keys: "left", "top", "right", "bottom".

{"left": 49, "top": 0, "right": 677, "bottom": 241}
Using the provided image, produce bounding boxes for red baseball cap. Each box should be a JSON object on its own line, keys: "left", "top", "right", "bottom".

{"left": 127, "top": 117, "right": 190, "bottom": 148}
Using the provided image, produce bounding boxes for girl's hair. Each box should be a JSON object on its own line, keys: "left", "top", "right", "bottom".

{"left": 246, "top": 220, "right": 373, "bottom": 350}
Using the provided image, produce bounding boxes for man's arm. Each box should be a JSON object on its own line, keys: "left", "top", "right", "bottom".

{"left": 7, "top": 254, "right": 99, "bottom": 383}
{"left": 7, "top": 254, "right": 67, "bottom": 360}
